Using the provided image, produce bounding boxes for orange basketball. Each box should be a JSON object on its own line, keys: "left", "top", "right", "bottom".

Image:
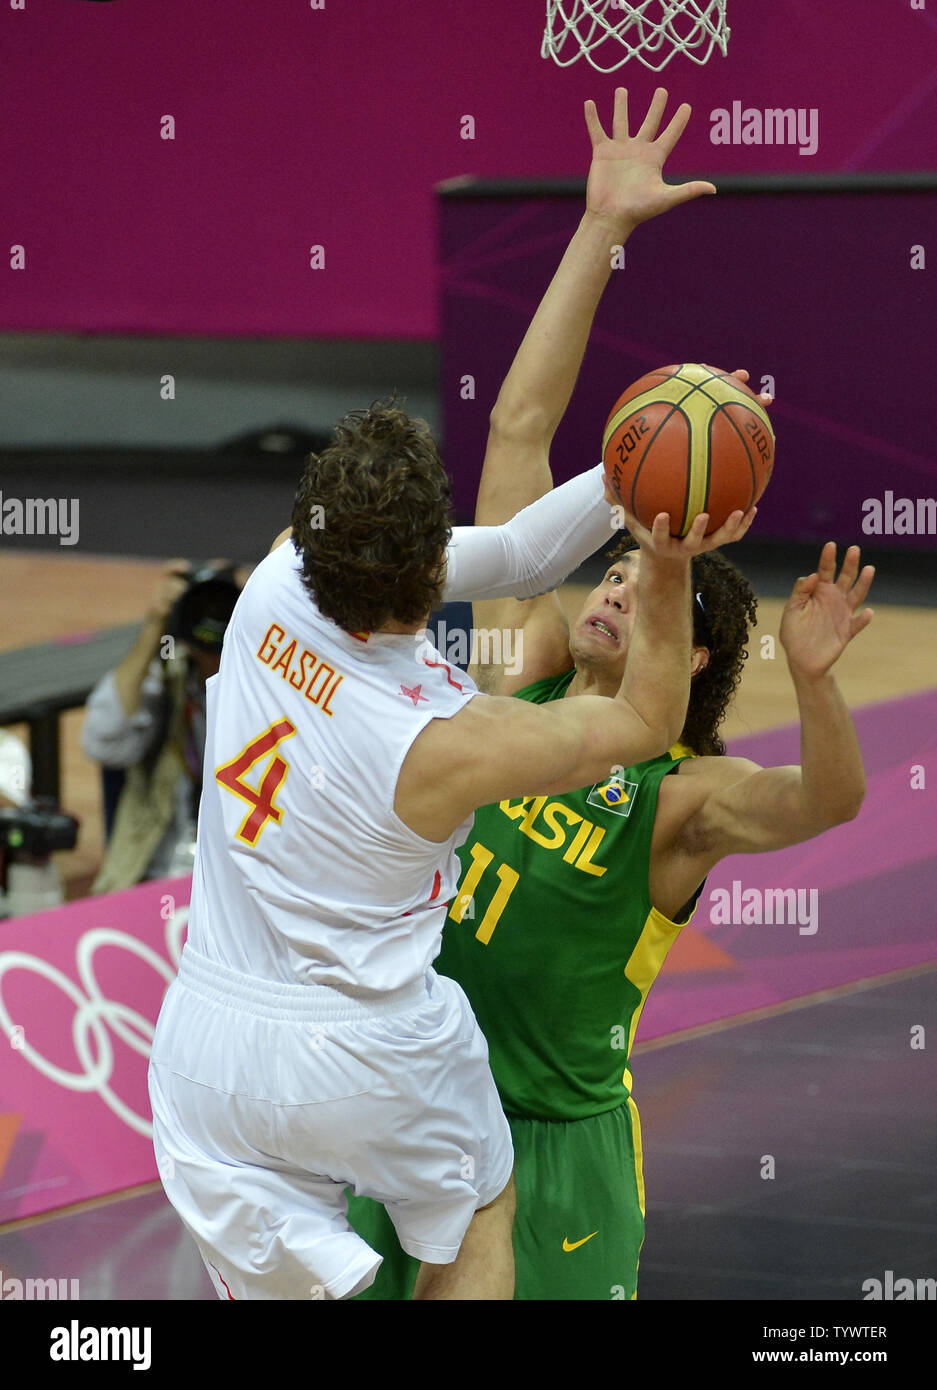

{"left": 602, "top": 363, "right": 774, "bottom": 536}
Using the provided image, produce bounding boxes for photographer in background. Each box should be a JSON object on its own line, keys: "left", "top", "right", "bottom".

{"left": 82, "top": 559, "right": 243, "bottom": 894}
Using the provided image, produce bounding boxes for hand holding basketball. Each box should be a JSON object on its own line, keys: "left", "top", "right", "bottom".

{"left": 728, "top": 367, "right": 774, "bottom": 411}
{"left": 780, "top": 544, "right": 875, "bottom": 680}
{"left": 620, "top": 504, "right": 757, "bottom": 562}
{"left": 584, "top": 87, "right": 716, "bottom": 230}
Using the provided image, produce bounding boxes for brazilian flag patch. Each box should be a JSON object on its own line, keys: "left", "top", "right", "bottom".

{"left": 587, "top": 775, "right": 639, "bottom": 819}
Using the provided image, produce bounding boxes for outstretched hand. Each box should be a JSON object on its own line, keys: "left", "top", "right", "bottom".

{"left": 780, "top": 543, "right": 874, "bottom": 679}
{"left": 585, "top": 87, "right": 716, "bottom": 230}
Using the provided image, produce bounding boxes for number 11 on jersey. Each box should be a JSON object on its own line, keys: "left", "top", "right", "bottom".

{"left": 448, "top": 842, "right": 519, "bottom": 945}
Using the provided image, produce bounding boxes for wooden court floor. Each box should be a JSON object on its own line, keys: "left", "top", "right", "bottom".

{"left": 2, "top": 550, "right": 936, "bottom": 897}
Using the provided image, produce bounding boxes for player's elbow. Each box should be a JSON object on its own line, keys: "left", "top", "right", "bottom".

{"left": 642, "top": 702, "right": 686, "bottom": 758}
{"left": 622, "top": 674, "right": 689, "bottom": 759}
{"left": 805, "top": 780, "right": 865, "bottom": 836}
{"left": 609, "top": 702, "right": 676, "bottom": 770}
{"left": 836, "top": 785, "right": 866, "bottom": 825}
{"left": 663, "top": 706, "right": 688, "bottom": 751}
{"left": 488, "top": 402, "right": 551, "bottom": 444}
{"left": 831, "top": 768, "right": 867, "bottom": 826}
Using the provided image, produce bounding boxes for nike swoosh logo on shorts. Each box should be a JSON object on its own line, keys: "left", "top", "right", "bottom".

{"left": 562, "top": 1231, "right": 598, "bottom": 1251}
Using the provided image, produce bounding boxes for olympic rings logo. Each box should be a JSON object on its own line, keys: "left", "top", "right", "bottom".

{"left": 0, "top": 906, "right": 188, "bottom": 1139}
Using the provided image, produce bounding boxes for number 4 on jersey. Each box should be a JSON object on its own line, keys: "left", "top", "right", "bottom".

{"left": 215, "top": 718, "right": 296, "bottom": 845}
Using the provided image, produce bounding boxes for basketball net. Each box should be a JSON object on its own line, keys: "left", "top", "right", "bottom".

{"left": 542, "top": 0, "right": 730, "bottom": 73}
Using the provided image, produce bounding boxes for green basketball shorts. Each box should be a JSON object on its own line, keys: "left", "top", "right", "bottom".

{"left": 347, "top": 1098, "right": 646, "bottom": 1301}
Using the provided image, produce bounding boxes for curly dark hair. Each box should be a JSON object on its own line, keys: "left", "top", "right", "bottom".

{"left": 290, "top": 400, "right": 452, "bottom": 633}
{"left": 608, "top": 535, "right": 758, "bottom": 757}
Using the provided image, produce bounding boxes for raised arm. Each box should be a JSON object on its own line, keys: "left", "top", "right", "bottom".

{"left": 673, "top": 545, "right": 873, "bottom": 867}
{"left": 479, "top": 86, "right": 716, "bottom": 529}
{"left": 470, "top": 88, "right": 724, "bottom": 692}
{"left": 110, "top": 561, "right": 189, "bottom": 717}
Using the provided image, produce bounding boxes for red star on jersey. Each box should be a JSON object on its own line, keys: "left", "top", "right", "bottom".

{"left": 400, "top": 682, "right": 429, "bottom": 706}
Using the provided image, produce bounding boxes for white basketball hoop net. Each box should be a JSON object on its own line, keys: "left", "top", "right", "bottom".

{"left": 542, "top": 0, "right": 730, "bottom": 73}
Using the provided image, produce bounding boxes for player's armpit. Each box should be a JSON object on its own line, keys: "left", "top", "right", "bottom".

{"left": 676, "top": 756, "right": 854, "bottom": 865}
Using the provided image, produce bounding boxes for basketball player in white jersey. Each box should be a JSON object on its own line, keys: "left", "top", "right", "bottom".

{"left": 147, "top": 193, "right": 754, "bottom": 1309}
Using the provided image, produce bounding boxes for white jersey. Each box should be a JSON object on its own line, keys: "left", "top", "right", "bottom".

{"left": 185, "top": 540, "right": 477, "bottom": 994}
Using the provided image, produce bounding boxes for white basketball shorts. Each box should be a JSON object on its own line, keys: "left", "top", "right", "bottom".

{"left": 147, "top": 944, "right": 514, "bottom": 1300}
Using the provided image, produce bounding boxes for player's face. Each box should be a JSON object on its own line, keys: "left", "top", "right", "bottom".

{"left": 568, "top": 553, "right": 638, "bottom": 675}
{"left": 569, "top": 551, "right": 711, "bottom": 684}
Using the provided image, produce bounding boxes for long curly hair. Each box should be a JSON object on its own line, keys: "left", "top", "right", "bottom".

{"left": 608, "top": 536, "right": 758, "bottom": 757}
{"left": 290, "top": 400, "right": 452, "bottom": 633}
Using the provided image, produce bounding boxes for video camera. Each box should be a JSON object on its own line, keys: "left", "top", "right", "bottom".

{"left": 0, "top": 800, "right": 79, "bottom": 858}
{"left": 0, "top": 799, "right": 80, "bottom": 918}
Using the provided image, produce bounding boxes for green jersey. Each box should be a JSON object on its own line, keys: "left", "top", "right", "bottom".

{"left": 437, "top": 668, "right": 702, "bottom": 1121}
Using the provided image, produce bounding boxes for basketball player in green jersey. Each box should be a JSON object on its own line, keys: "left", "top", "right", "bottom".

{"left": 348, "top": 88, "right": 874, "bottom": 1299}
